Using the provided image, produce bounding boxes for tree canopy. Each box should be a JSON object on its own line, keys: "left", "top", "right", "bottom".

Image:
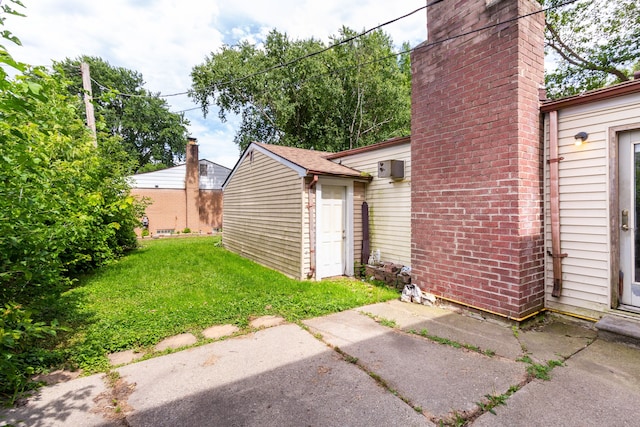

{"left": 542, "top": 0, "right": 640, "bottom": 98}
{"left": 190, "top": 27, "right": 411, "bottom": 152}
{"left": 55, "top": 56, "right": 190, "bottom": 171}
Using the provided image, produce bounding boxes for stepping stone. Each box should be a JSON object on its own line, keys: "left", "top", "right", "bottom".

{"left": 32, "top": 369, "right": 81, "bottom": 386}
{"left": 202, "top": 324, "right": 240, "bottom": 339}
{"left": 108, "top": 349, "right": 145, "bottom": 366}
{"left": 250, "top": 315, "right": 285, "bottom": 329}
{"left": 155, "top": 333, "right": 197, "bottom": 351}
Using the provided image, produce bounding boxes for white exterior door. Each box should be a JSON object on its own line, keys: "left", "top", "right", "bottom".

{"left": 318, "top": 185, "right": 346, "bottom": 278}
{"left": 619, "top": 129, "right": 640, "bottom": 308}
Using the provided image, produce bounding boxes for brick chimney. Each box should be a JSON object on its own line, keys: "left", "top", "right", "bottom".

{"left": 185, "top": 137, "right": 199, "bottom": 231}
{"left": 411, "top": 0, "right": 545, "bottom": 318}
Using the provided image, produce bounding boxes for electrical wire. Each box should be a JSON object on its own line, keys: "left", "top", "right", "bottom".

{"left": 185, "top": 0, "right": 579, "bottom": 113}
{"left": 84, "top": 3, "right": 439, "bottom": 101}
{"left": 173, "top": 106, "right": 202, "bottom": 114}
{"left": 210, "top": 1, "right": 441, "bottom": 88}
{"left": 104, "top": 0, "right": 580, "bottom": 114}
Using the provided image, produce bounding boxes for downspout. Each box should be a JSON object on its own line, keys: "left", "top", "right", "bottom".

{"left": 548, "top": 111, "right": 567, "bottom": 297}
{"left": 307, "top": 175, "right": 319, "bottom": 279}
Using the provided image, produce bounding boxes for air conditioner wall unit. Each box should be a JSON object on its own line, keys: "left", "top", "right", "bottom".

{"left": 378, "top": 160, "right": 404, "bottom": 179}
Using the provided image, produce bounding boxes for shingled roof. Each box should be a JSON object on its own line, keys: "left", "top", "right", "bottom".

{"left": 255, "top": 142, "right": 365, "bottom": 178}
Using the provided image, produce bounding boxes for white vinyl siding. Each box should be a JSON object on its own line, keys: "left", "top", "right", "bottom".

{"left": 544, "top": 91, "right": 640, "bottom": 317}
{"left": 353, "top": 181, "right": 365, "bottom": 265}
{"left": 131, "top": 165, "right": 187, "bottom": 189}
{"left": 336, "top": 142, "right": 411, "bottom": 266}
{"left": 301, "top": 179, "right": 313, "bottom": 279}
{"left": 199, "top": 161, "right": 232, "bottom": 190}
{"left": 223, "top": 150, "right": 304, "bottom": 279}
{"left": 130, "top": 160, "right": 230, "bottom": 190}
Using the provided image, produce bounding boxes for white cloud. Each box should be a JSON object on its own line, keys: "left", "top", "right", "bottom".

{"left": 7, "top": 0, "right": 427, "bottom": 167}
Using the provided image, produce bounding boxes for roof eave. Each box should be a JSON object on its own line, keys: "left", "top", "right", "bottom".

{"left": 306, "top": 170, "right": 373, "bottom": 182}
{"left": 540, "top": 79, "right": 640, "bottom": 113}
{"left": 325, "top": 135, "right": 411, "bottom": 160}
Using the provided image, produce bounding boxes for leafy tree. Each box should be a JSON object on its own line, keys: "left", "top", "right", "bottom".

{"left": 542, "top": 0, "right": 640, "bottom": 98}
{"left": 190, "top": 27, "right": 410, "bottom": 152}
{"left": 0, "top": 1, "right": 144, "bottom": 402}
{"left": 55, "top": 56, "right": 190, "bottom": 171}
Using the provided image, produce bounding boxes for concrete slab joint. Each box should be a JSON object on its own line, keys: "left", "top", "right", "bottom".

{"left": 3, "top": 301, "right": 640, "bottom": 427}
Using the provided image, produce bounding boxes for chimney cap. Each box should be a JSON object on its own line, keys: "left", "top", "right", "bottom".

{"left": 187, "top": 137, "right": 198, "bottom": 144}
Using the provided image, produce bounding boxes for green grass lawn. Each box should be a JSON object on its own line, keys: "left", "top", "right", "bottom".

{"left": 54, "top": 236, "right": 398, "bottom": 372}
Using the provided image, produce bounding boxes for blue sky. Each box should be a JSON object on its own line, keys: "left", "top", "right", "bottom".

{"left": 8, "top": 0, "right": 428, "bottom": 168}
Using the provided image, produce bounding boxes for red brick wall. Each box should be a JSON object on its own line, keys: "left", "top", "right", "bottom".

{"left": 411, "top": 0, "right": 545, "bottom": 318}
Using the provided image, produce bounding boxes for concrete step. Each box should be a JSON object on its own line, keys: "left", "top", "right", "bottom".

{"left": 595, "top": 313, "right": 640, "bottom": 347}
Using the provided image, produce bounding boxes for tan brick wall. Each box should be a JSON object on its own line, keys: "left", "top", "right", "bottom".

{"left": 132, "top": 188, "right": 223, "bottom": 236}
{"left": 133, "top": 188, "right": 186, "bottom": 235}
{"left": 411, "top": 0, "right": 545, "bottom": 318}
{"left": 131, "top": 140, "right": 223, "bottom": 237}
{"left": 185, "top": 142, "right": 200, "bottom": 231}
{"left": 199, "top": 190, "right": 223, "bottom": 230}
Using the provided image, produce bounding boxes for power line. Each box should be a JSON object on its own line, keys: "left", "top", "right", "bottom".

{"left": 191, "top": 0, "right": 579, "bottom": 110}
{"left": 410, "top": 0, "right": 579, "bottom": 55}
{"left": 90, "top": 77, "right": 145, "bottom": 98}
{"left": 192, "top": 0, "right": 579, "bottom": 112}
{"left": 173, "top": 106, "right": 202, "bottom": 114}
{"left": 101, "top": 0, "right": 580, "bottom": 114}
{"left": 210, "top": 1, "right": 440, "bottom": 88}
{"left": 84, "top": 3, "right": 439, "bottom": 101}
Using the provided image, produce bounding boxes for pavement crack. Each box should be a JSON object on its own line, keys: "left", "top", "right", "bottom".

{"left": 562, "top": 336, "right": 597, "bottom": 361}
{"left": 304, "top": 326, "right": 428, "bottom": 419}
{"left": 332, "top": 345, "right": 428, "bottom": 418}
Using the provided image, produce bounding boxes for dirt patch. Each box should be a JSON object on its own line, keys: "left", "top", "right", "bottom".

{"left": 92, "top": 375, "right": 136, "bottom": 426}
{"left": 202, "top": 354, "right": 219, "bottom": 367}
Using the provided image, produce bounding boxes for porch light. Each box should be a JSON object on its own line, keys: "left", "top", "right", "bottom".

{"left": 574, "top": 131, "right": 588, "bottom": 147}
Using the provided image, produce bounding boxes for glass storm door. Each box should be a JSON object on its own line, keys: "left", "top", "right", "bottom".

{"left": 619, "top": 130, "right": 640, "bottom": 308}
{"left": 318, "top": 185, "right": 345, "bottom": 278}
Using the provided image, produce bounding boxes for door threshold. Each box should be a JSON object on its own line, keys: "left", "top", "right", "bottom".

{"left": 596, "top": 311, "right": 640, "bottom": 346}
{"left": 617, "top": 304, "right": 640, "bottom": 315}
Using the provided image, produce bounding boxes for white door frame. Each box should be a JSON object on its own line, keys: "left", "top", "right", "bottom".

{"left": 618, "top": 128, "right": 640, "bottom": 309}
{"left": 316, "top": 178, "right": 354, "bottom": 279}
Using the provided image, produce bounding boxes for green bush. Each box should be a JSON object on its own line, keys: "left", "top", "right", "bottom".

{"left": 0, "top": 23, "right": 143, "bottom": 305}
{"left": 182, "top": 228, "right": 191, "bottom": 234}
{"left": 0, "top": 303, "right": 62, "bottom": 405}
{"left": 0, "top": 2, "right": 144, "bottom": 404}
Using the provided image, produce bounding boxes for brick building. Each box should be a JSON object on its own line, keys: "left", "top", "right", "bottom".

{"left": 130, "top": 138, "right": 231, "bottom": 236}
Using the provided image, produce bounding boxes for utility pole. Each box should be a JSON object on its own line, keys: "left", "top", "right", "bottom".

{"left": 80, "top": 62, "right": 97, "bottom": 146}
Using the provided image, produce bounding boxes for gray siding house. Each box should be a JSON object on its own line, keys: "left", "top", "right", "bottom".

{"left": 222, "top": 138, "right": 411, "bottom": 280}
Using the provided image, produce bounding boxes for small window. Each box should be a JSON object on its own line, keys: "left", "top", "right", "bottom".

{"left": 199, "top": 164, "right": 208, "bottom": 177}
{"left": 156, "top": 229, "right": 174, "bottom": 235}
